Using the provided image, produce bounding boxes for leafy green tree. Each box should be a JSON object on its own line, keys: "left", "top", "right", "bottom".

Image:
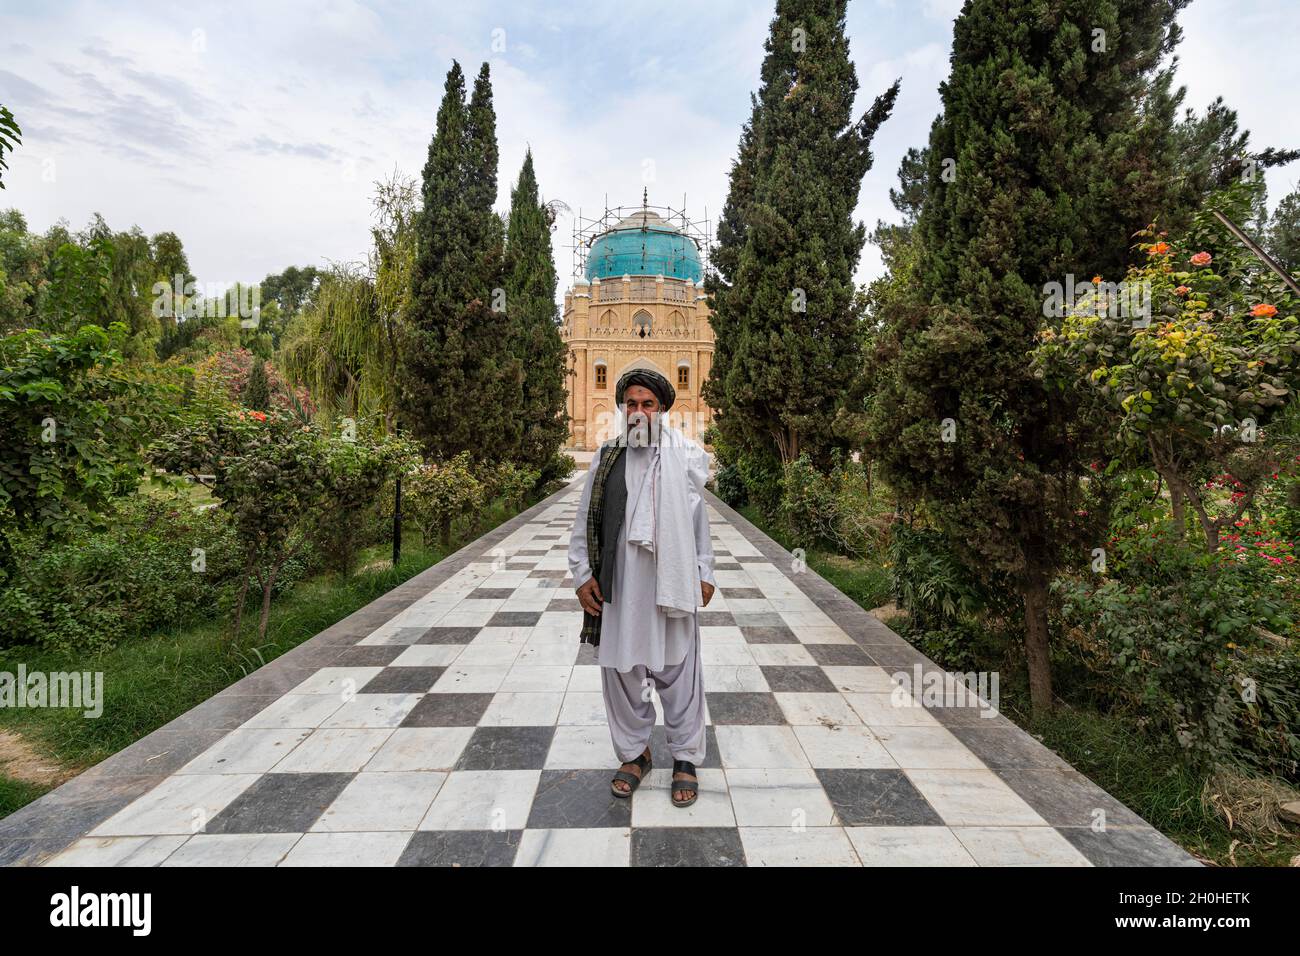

{"left": 703, "top": 0, "right": 897, "bottom": 471}
{"left": 867, "top": 0, "right": 1188, "bottom": 715}
{"left": 0, "top": 323, "right": 175, "bottom": 567}
{"left": 0, "top": 105, "right": 19, "bottom": 190}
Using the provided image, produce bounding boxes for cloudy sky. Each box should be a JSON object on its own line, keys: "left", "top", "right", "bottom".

{"left": 2, "top": 0, "right": 1297, "bottom": 297}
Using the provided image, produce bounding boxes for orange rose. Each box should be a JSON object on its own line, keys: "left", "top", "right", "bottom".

{"left": 1175, "top": 286, "right": 1190, "bottom": 295}
{"left": 1148, "top": 241, "right": 1170, "bottom": 255}
{"left": 1251, "top": 303, "right": 1278, "bottom": 318}
{"left": 1190, "top": 251, "right": 1212, "bottom": 266}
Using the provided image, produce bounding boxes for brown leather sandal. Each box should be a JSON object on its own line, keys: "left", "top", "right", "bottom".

{"left": 610, "top": 748, "right": 652, "bottom": 797}
{"left": 671, "top": 759, "right": 698, "bottom": 807}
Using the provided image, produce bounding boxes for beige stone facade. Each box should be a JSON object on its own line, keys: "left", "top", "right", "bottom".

{"left": 560, "top": 274, "right": 716, "bottom": 450}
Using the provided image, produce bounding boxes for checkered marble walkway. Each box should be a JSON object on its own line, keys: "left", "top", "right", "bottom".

{"left": 0, "top": 465, "right": 1199, "bottom": 867}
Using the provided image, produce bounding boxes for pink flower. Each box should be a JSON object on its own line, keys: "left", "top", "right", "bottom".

{"left": 1190, "top": 252, "right": 1212, "bottom": 267}
{"left": 1175, "top": 285, "right": 1191, "bottom": 296}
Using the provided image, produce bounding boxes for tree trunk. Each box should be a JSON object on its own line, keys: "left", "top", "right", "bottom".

{"left": 1022, "top": 578, "right": 1054, "bottom": 717}
{"left": 231, "top": 554, "right": 255, "bottom": 643}
{"left": 1170, "top": 481, "right": 1186, "bottom": 538}
{"left": 258, "top": 561, "right": 281, "bottom": 639}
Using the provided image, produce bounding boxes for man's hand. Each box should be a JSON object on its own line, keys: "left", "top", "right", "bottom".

{"left": 576, "top": 576, "right": 604, "bottom": 616}
{"left": 700, "top": 580, "right": 715, "bottom": 607}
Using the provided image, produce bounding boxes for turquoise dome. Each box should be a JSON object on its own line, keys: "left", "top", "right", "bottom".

{"left": 585, "top": 210, "right": 702, "bottom": 283}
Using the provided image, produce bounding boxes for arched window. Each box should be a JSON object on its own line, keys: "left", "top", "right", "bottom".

{"left": 677, "top": 363, "right": 690, "bottom": 390}
{"left": 633, "top": 310, "right": 652, "bottom": 338}
{"left": 594, "top": 361, "right": 607, "bottom": 389}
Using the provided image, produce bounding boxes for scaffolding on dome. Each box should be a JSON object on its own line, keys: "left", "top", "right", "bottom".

{"left": 568, "top": 191, "right": 711, "bottom": 284}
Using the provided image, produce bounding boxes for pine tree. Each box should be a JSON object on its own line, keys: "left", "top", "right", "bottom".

{"left": 505, "top": 149, "right": 568, "bottom": 471}
{"left": 399, "top": 61, "right": 521, "bottom": 464}
{"left": 867, "top": 0, "right": 1188, "bottom": 715}
{"left": 703, "top": 0, "right": 897, "bottom": 472}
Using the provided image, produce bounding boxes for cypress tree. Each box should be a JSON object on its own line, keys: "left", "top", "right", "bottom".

{"left": 243, "top": 358, "right": 270, "bottom": 411}
{"left": 704, "top": 0, "right": 897, "bottom": 471}
{"left": 504, "top": 149, "right": 568, "bottom": 471}
{"left": 400, "top": 61, "right": 521, "bottom": 464}
{"left": 867, "top": 0, "right": 1187, "bottom": 714}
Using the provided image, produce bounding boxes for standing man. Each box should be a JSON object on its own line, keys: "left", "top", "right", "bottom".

{"left": 567, "top": 367, "right": 716, "bottom": 807}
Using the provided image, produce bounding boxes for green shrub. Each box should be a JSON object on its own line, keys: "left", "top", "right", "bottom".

{"left": 1056, "top": 533, "right": 1298, "bottom": 777}
{"left": 0, "top": 493, "right": 256, "bottom": 654}
{"left": 714, "top": 461, "right": 748, "bottom": 508}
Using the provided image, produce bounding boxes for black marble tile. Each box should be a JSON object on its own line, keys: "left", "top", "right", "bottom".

{"left": 804, "top": 643, "right": 875, "bottom": 666}
{"left": 400, "top": 693, "right": 494, "bottom": 727}
{"left": 1058, "top": 826, "right": 1201, "bottom": 866}
{"left": 631, "top": 826, "right": 746, "bottom": 866}
{"left": 454, "top": 726, "right": 556, "bottom": 770}
{"left": 703, "top": 692, "right": 786, "bottom": 725}
{"left": 815, "top": 769, "right": 944, "bottom": 826}
{"left": 332, "top": 645, "right": 408, "bottom": 667}
{"left": 733, "top": 613, "right": 787, "bottom": 628}
{"left": 720, "top": 587, "right": 765, "bottom": 599}
{"left": 740, "top": 624, "right": 799, "bottom": 644}
{"left": 760, "top": 666, "right": 838, "bottom": 693}
{"left": 471, "top": 588, "right": 518, "bottom": 600}
{"left": 417, "top": 626, "right": 481, "bottom": 645}
{"left": 360, "top": 666, "right": 443, "bottom": 694}
{"left": 698, "top": 611, "right": 735, "bottom": 626}
{"left": 526, "top": 769, "right": 634, "bottom": 829}
{"left": 397, "top": 829, "right": 523, "bottom": 866}
{"left": 204, "top": 772, "right": 354, "bottom": 834}
{"left": 488, "top": 611, "right": 542, "bottom": 627}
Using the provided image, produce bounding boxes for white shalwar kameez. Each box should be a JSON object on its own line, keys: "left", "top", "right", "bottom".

{"left": 568, "top": 436, "right": 716, "bottom": 765}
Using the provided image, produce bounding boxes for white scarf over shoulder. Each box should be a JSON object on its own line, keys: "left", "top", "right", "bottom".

{"left": 617, "top": 412, "right": 706, "bottom": 618}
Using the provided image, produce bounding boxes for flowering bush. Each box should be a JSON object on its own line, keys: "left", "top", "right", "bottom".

{"left": 1034, "top": 181, "right": 1300, "bottom": 551}
{"left": 193, "top": 347, "right": 315, "bottom": 416}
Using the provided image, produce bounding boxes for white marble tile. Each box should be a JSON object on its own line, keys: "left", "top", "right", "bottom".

{"left": 320, "top": 693, "right": 423, "bottom": 729}
{"left": 792, "top": 725, "right": 897, "bottom": 769}
{"left": 738, "top": 826, "right": 860, "bottom": 866}
{"left": 479, "top": 692, "right": 565, "bottom": 726}
{"left": 429, "top": 664, "right": 510, "bottom": 694}
{"left": 500, "top": 664, "right": 572, "bottom": 693}
{"left": 700, "top": 642, "right": 758, "bottom": 666}
{"left": 557, "top": 691, "right": 608, "bottom": 725}
{"left": 271, "top": 728, "right": 394, "bottom": 773}
{"left": 565, "top": 664, "right": 603, "bottom": 692}
{"left": 714, "top": 725, "right": 810, "bottom": 769}
{"left": 161, "top": 833, "right": 300, "bottom": 866}
{"left": 288, "top": 667, "right": 384, "bottom": 696}
{"left": 845, "top": 692, "right": 943, "bottom": 728}
{"left": 702, "top": 664, "right": 769, "bottom": 692}
{"left": 418, "top": 770, "right": 540, "bottom": 830}
{"left": 905, "top": 769, "right": 1045, "bottom": 826}
{"left": 279, "top": 831, "right": 412, "bottom": 866}
{"left": 822, "top": 666, "right": 904, "bottom": 694}
{"left": 390, "top": 645, "right": 464, "bottom": 667}
{"left": 725, "top": 769, "right": 835, "bottom": 826}
{"left": 846, "top": 826, "right": 978, "bottom": 866}
{"left": 364, "top": 727, "right": 474, "bottom": 772}
{"left": 774, "top": 692, "right": 863, "bottom": 727}
{"left": 794, "top": 625, "right": 855, "bottom": 645}
{"left": 239, "top": 694, "right": 348, "bottom": 730}
{"left": 951, "top": 826, "right": 1092, "bottom": 866}
{"left": 514, "top": 641, "right": 579, "bottom": 666}
{"left": 177, "top": 728, "right": 311, "bottom": 774}
{"left": 873, "top": 726, "right": 988, "bottom": 769}
{"left": 311, "top": 771, "right": 445, "bottom": 831}
{"left": 514, "top": 827, "right": 631, "bottom": 866}
{"left": 453, "top": 642, "right": 522, "bottom": 666}
{"left": 545, "top": 725, "right": 618, "bottom": 768}
{"left": 631, "top": 769, "right": 734, "bottom": 827}
{"left": 90, "top": 774, "right": 261, "bottom": 836}
{"left": 748, "top": 644, "right": 817, "bottom": 666}
{"left": 43, "top": 835, "right": 190, "bottom": 867}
